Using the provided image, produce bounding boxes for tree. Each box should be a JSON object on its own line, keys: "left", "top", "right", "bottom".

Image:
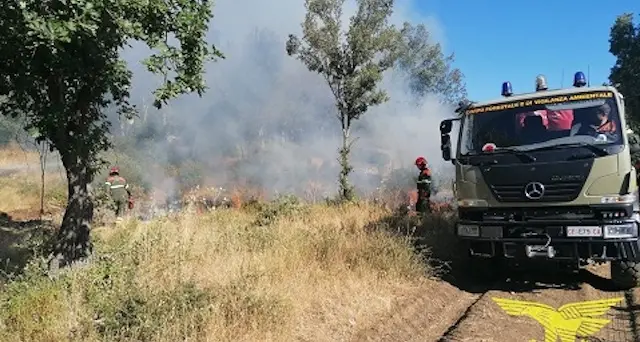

{"left": 286, "top": 0, "right": 400, "bottom": 201}
{"left": 0, "top": 0, "right": 223, "bottom": 267}
{"left": 395, "top": 22, "right": 467, "bottom": 105}
{"left": 608, "top": 13, "right": 640, "bottom": 127}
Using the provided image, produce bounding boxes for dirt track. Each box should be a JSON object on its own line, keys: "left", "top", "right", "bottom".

{"left": 353, "top": 264, "right": 640, "bottom": 342}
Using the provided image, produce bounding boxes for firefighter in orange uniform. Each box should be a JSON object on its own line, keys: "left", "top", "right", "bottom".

{"left": 414, "top": 157, "right": 432, "bottom": 215}
{"left": 593, "top": 103, "right": 616, "bottom": 134}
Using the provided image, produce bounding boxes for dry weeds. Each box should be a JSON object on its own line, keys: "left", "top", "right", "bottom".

{"left": 0, "top": 202, "right": 440, "bottom": 342}
{"left": 0, "top": 145, "right": 66, "bottom": 219}
{"left": 0, "top": 147, "right": 468, "bottom": 342}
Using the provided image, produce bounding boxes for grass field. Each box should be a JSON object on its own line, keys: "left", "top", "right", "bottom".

{"left": 0, "top": 146, "right": 460, "bottom": 342}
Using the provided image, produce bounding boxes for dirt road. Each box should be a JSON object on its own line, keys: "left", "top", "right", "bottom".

{"left": 353, "top": 264, "right": 640, "bottom": 342}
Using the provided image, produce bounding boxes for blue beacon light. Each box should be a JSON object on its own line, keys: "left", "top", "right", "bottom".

{"left": 573, "top": 71, "right": 587, "bottom": 87}
{"left": 501, "top": 81, "right": 513, "bottom": 97}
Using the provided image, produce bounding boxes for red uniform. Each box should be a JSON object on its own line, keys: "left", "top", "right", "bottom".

{"left": 516, "top": 109, "right": 574, "bottom": 131}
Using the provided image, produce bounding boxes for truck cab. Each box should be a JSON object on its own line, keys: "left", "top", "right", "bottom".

{"left": 439, "top": 72, "right": 640, "bottom": 289}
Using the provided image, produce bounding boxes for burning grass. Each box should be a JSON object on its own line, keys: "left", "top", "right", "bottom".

{"left": 0, "top": 201, "right": 439, "bottom": 342}
{"left": 0, "top": 145, "right": 463, "bottom": 341}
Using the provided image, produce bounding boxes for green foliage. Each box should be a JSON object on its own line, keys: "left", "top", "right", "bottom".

{"left": 0, "top": 0, "right": 223, "bottom": 166}
{"left": 82, "top": 258, "right": 211, "bottom": 341}
{"left": 0, "top": 256, "right": 68, "bottom": 340}
{"left": 90, "top": 183, "right": 117, "bottom": 225}
{"left": 608, "top": 13, "right": 640, "bottom": 127}
{"left": 0, "top": 219, "right": 57, "bottom": 282}
{"left": 254, "top": 194, "right": 308, "bottom": 226}
{"left": 0, "top": 0, "right": 223, "bottom": 263}
{"left": 395, "top": 22, "right": 467, "bottom": 104}
{"left": 286, "top": 0, "right": 400, "bottom": 202}
{"left": 0, "top": 242, "right": 213, "bottom": 341}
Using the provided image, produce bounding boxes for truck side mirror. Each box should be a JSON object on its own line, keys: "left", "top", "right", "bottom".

{"left": 441, "top": 133, "right": 451, "bottom": 161}
{"left": 440, "top": 120, "right": 453, "bottom": 134}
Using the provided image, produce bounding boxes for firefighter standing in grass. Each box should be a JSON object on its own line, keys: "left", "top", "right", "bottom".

{"left": 105, "top": 166, "right": 132, "bottom": 219}
{"left": 414, "top": 157, "right": 432, "bottom": 215}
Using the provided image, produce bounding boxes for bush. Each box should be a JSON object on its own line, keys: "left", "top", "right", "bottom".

{"left": 253, "top": 194, "right": 308, "bottom": 226}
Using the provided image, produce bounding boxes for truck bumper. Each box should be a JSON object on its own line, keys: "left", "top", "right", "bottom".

{"left": 455, "top": 219, "right": 640, "bottom": 262}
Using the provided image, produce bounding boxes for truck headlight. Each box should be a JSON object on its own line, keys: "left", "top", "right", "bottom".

{"left": 457, "top": 199, "right": 488, "bottom": 207}
{"left": 603, "top": 223, "right": 638, "bottom": 238}
{"left": 600, "top": 194, "right": 636, "bottom": 204}
{"left": 457, "top": 224, "right": 480, "bottom": 237}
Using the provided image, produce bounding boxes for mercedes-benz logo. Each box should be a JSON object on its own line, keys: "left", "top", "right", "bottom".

{"left": 524, "top": 181, "right": 545, "bottom": 200}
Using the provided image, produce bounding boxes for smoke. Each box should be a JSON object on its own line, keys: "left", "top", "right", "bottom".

{"left": 112, "top": 0, "right": 458, "bottom": 200}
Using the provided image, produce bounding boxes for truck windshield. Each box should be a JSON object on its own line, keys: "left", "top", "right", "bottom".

{"left": 459, "top": 91, "right": 623, "bottom": 155}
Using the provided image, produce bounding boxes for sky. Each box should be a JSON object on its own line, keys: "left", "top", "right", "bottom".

{"left": 412, "top": 0, "right": 640, "bottom": 103}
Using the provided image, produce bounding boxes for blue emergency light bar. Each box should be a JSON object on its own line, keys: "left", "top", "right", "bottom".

{"left": 501, "top": 81, "right": 513, "bottom": 97}
{"left": 573, "top": 71, "right": 586, "bottom": 87}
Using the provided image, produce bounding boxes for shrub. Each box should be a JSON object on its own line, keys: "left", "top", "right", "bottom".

{"left": 254, "top": 194, "right": 308, "bottom": 226}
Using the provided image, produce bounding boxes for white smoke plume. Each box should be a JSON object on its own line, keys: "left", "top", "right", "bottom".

{"left": 111, "top": 0, "right": 460, "bottom": 201}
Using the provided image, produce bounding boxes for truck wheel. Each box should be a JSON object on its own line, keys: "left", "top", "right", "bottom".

{"left": 610, "top": 260, "right": 640, "bottom": 290}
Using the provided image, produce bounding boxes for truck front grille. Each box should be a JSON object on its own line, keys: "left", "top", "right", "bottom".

{"left": 490, "top": 181, "right": 583, "bottom": 202}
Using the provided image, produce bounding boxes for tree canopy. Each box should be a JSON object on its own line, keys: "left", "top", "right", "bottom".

{"left": 287, "top": 0, "right": 466, "bottom": 201}
{"left": 608, "top": 13, "right": 640, "bottom": 127}
{"left": 0, "top": 0, "right": 223, "bottom": 266}
{"left": 395, "top": 22, "right": 467, "bottom": 104}
{"left": 287, "top": 0, "right": 401, "bottom": 201}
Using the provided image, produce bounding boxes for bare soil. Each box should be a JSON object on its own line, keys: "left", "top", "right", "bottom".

{"left": 354, "top": 263, "right": 640, "bottom": 342}
{"left": 439, "top": 264, "right": 639, "bottom": 342}
{"left": 352, "top": 280, "right": 480, "bottom": 342}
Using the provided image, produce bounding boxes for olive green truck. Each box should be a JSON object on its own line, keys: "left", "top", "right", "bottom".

{"left": 439, "top": 72, "right": 640, "bottom": 289}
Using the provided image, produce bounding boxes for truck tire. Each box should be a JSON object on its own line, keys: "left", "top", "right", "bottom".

{"left": 610, "top": 260, "right": 640, "bottom": 290}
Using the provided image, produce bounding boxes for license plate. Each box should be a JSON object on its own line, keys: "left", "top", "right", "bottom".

{"left": 457, "top": 225, "right": 479, "bottom": 237}
{"left": 566, "top": 226, "right": 602, "bottom": 237}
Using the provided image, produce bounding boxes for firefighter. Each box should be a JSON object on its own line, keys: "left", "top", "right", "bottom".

{"left": 593, "top": 103, "right": 616, "bottom": 134}
{"left": 414, "top": 156, "right": 432, "bottom": 215}
{"left": 105, "top": 166, "right": 132, "bottom": 219}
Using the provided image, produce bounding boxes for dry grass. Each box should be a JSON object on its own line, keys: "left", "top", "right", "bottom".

{"left": 0, "top": 143, "right": 40, "bottom": 166}
{"left": 0, "top": 202, "right": 435, "bottom": 342}
{"left": 0, "top": 146, "right": 461, "bottom": 342}
{"left": 0, "top": 144, "right": 66, "bottom": 220}
{"left": 0, "top": 173, "right": 66, "bottom": 217}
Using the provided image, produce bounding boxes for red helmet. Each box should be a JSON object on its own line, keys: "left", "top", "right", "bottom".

{"left": 415, "top": 157, "right": 427, "bottom": 166}
{"left": 109, "top": 166, "right": 119, "bottom": 174}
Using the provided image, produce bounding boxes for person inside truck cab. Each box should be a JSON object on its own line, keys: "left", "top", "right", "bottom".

{"left": 570, "top": 103, "right": 619, "bottom": 141}
{"left": 520, "top": 114, "right": 548, "bottom": 144}
{"left": 516, "top": 109, "right": 574, "bottom": 132}
{"left": 516, "top": 111, "right": 548, "bottom": 130}
{"left": 542, "top": 109, "right": 574, "bottom": 131}
{"left": 593, "top": 103, "right": 616, "bottom": 134}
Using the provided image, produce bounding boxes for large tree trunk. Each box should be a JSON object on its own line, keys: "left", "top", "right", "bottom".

{"left": 52, "top": 149, "right": 94, "bottom": 268}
